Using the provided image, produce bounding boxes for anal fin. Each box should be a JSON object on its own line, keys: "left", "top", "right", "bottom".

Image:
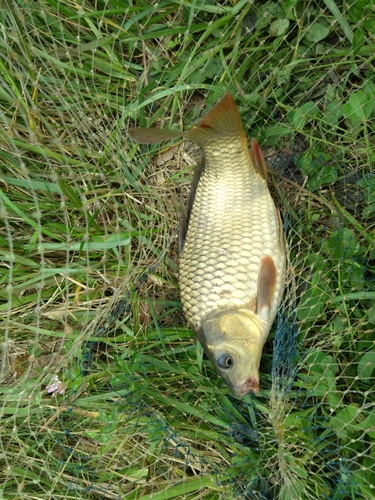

{"left": 249, "top": 139, "right": 268, "bottom": 183}
{"left": 276, "top": 207, "right": 286, "bottom": 254}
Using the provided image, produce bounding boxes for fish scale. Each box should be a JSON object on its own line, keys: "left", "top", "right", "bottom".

{"left": 179, "top": 136, "right": 284, "bottom": 333}
{"left": 129, "top": 92, "right": 286, "bottom": 396}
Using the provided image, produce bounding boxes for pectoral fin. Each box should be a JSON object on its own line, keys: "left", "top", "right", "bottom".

{"left": 257, "top": 256, "right": 277, "bottom": 315}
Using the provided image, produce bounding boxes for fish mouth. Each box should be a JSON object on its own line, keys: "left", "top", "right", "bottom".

{"left": 234, "top": 376, "right": 260, "bottom": 397}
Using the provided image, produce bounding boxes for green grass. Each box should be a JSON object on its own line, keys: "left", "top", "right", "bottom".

{"left": 1, "top": 0, "right": 375, "bottom": 498}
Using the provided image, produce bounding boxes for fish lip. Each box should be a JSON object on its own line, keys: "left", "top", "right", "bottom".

{"left": 233, "top": 376, "right": 260, "bottom": 397}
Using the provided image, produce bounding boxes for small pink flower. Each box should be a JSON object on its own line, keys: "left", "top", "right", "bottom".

{"left": 46, "top": 375, "right": 66, "bottom": 395}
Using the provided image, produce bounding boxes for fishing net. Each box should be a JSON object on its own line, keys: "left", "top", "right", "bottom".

{"left": 1, "top": 0, "right": 374, "bottom": 498}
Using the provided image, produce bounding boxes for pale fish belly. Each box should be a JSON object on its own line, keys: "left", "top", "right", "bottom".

{"left": 179, "top": 152, "right": 285, "bottom": 333}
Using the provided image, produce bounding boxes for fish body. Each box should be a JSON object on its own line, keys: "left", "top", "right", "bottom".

{"left": 129, "top": 93, "right": 286, "bottom": 397}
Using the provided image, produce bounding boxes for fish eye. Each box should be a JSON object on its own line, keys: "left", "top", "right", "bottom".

{"left": 217, "top": 354, "right": 234, "bottom": 369}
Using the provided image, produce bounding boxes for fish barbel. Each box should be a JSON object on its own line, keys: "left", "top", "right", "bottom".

{"left": 129, "top": 93, "right": 286, "bottom": 397}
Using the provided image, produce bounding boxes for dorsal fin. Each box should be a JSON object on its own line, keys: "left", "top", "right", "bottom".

{"left": 257, "top": 256, "right": 277, "bottom": 315}
{"left": 179, "top": 156, "right": 205, "bottom": 255}
{"left": 249, "top": 139, "right": 268, "bottom": 183}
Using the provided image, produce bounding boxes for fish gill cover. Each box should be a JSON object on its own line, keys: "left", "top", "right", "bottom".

{"left": 0, "top": 1, "right": 374, "bottom": 499}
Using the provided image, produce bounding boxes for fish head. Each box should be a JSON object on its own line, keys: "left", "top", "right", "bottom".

{"left": 197, "top": 310, "right": 264, "bottom": 397}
